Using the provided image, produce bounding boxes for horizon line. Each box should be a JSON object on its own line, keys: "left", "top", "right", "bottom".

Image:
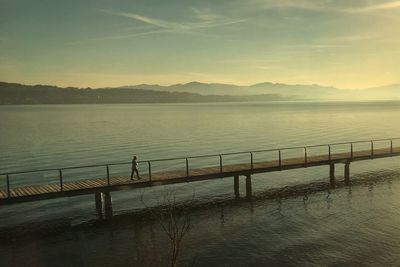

{"left": 1, "top": 80, "right": 399, "bottom": 91}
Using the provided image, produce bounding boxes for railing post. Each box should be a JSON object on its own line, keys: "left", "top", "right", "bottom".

{"left": 6, "top": 174, "right": 10, "bottom": 198}
{"left": 278, "top": 150, "right": 282, "bottom": 169}
{"left": 106, "top": 165, "right": 110, "bottom": 186}
{"left": 219, "top": 155, "right": 223, "bottom": 173}
{"left": 371, "top": 141, "right": 374, "bottom": 158}
{"left": 186, "top": 158, "right": 189, "bottom": 178}
{"left": 350, "top": 143, "right": 353, "bottom": 159}
{"left": 304, "top": 147, "right": 308, "bottom": 167}
{"left": 59, "top": 169, "right": 63, "bottom": 192}
{"left": 148, "top": 161, "right": 152, "bottom": 182}
{"left": 391, "top": 139, "right": 393, "bottom": 156}
{"left": 250, "top": 152, "right": 254, "bottom": 170}
{"left": 328, "top": 145, "right": 331, "bottom": 161}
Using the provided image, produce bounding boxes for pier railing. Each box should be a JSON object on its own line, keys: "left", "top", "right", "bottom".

{"left": 1, "top": 138, "right": 400, "bottom": 198}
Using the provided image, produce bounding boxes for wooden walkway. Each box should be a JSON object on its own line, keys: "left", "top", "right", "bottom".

{"left": 1, "top": 143, "right": 400, "bottom": 206}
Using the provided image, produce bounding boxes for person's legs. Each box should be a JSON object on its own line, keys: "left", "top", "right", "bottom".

{"left": 135, "top": 169, "right": 141, "bottom": 179}
{"left": 130, "top": 168, "right": 134, "bottom": 179}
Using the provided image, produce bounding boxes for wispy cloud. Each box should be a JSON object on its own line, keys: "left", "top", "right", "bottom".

{"left": 252, "top": 0, "right": 400, "bottom": 13}
{"left": 191, "top": 8, "right": 221, "bottom": 21}
{"left": 68, "top": 9, "right": 245, "bottom": 45}
{"left": 251, "top": 0, "right": 328, "bottom": 11}
{"left": 99, "top": 9, "right": 245, "bottom": 32}
{"left": 346, "top": 1, "right": 400, "bottom": 13}
{"left": 325, "top": 33, "right": 380, "bottom": 43}
{"left": 100, "top": 10, "right": 174, "bottom": 29}
{"left": 66, "top": 29, "right": 171, "bottom": 46}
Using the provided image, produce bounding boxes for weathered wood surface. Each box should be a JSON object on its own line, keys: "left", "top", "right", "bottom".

{"left": 1, "top": 147, "right": 399, "bottom": 205}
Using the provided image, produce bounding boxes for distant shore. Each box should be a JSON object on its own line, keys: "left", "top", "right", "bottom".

{"left": 0, "top": 82, "right": 297, "bottom": 105}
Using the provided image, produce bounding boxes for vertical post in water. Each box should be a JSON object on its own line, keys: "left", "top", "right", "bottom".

{"left": 350, "top": 143, "right": 353, "bottom": 159}
{"left": 106, "top": 165, "right": 110, "bottom": 186}
{"left": 245, "top": 175, "right": 252, "bottom": 200}
{"left": 6, "top": 174, "right": 10, "bottom": 198}
{"left": 59, "top": 169, "right": 63, "bottom": 192}
{"left": 186, "top": 158, "right": 189, "bottom": 178}
{"left": 234, "top": 175, "right": 239, "bottom": 199}
{"left": 250, "top": 152, "right": 254, "bottom": 170}
{"left": 304, "top": 147, "right": 308, "bottom": 167}
{"left": 371, "top": 141, "right": 374, "bottom": 159}
{"left": 148, "top": 161, "right": 152, "bottom": 182}
{"left": 104, "top": 191, "right": 113, "bottom": 219}
{"left": 329, "top": 164, "right": 335, "bottom": 187}
{"left": 219, "top": 155, "right": 223, "bottom": 173}
{"left": 344, "top": 163, "right": 350, "bottom": 185}
{"left": 95, "top": 192, "right": 103, "bottom": 220}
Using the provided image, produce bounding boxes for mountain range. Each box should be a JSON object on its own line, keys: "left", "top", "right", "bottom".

{"left": 1, "top": 81, "right": 400, "bottom": 105}
{"left": 0, "top": 82, "right": 291, "bottom": 105}
{"left": 123, "top": 82, "right": 400, "bottom": 100}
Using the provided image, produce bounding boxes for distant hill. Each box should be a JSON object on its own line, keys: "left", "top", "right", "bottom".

{"left": 361, "top": 84, "right": 400, "bottom": 99}
{"left": 123, "top": 81, "right": 340, "bottom": 99}
{"left": 123, "top": 82, "right": 400, "bottom": 100}
{"left": 2, "top": 81, "right": 400, "bottom": 104}
{"left": 0, "top": 82, "right": 294, "bottom": 105}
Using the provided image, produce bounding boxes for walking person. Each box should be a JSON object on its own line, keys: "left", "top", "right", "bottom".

{"left": 130, "top": 155, "right": 141, "bottom": 180}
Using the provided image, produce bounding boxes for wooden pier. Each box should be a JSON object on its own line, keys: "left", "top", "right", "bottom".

{"left": 1, "top": 138, "right": 400, "bottom": 219}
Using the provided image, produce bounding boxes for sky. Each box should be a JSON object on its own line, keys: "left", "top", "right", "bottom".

{"left": 0, "top": 0, "right": 399, "bottom": 89}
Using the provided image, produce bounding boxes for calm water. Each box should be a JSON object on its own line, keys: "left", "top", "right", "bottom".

{"left": 1, "top": 101, "right": 400, "bottom": 266}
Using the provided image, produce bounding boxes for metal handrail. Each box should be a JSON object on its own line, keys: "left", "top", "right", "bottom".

{"left": 0, "top": 137, "right": 400, "bottom": 179}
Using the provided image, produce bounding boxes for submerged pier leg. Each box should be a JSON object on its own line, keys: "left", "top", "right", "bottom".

{"left": 104, "top": 191, "right": 113, "bottom": 219}
{"left": 344, "top": 163, "right": 350, "bottom": 186}
{"left": 329, "top": 164, "right": 335, "bottom": 187}
{"left": 245, "top": 175, "right": 252, "bottom": 200}
{"left": 234, "top": 175, "right": 240, "bottom": 198}
{"left": 95, "top": 192, "right": 103, "bottom": 220}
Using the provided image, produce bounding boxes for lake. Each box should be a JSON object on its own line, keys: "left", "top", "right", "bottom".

{"left": 1, "top": 101, "right": 400, "bottom": 266}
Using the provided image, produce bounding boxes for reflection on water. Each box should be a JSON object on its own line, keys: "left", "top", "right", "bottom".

{"left": 2, "top": 171, "right": 400, "bottom": 266}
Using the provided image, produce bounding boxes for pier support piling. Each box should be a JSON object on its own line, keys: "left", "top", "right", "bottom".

{"left": 95, "top": 192, "right": 103, "bottom": 219}
{"left": 234, "top": 175, "right": 240, "bottom": 198}
{"left": 245, "top": 175, "right": 252, "bottom": 200}
{"left": 329, "top": 164, "right": 335, "bottom": 187}
{"left": 104, "top": 191, "right": 113, "bottom": 219}
{"left": 344, "top": 163, "right": 350, "bottom": 186}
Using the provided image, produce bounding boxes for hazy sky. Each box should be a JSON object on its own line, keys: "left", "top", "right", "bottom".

{"left": 1, "top": 0, "right": 399, "bottom": 89}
